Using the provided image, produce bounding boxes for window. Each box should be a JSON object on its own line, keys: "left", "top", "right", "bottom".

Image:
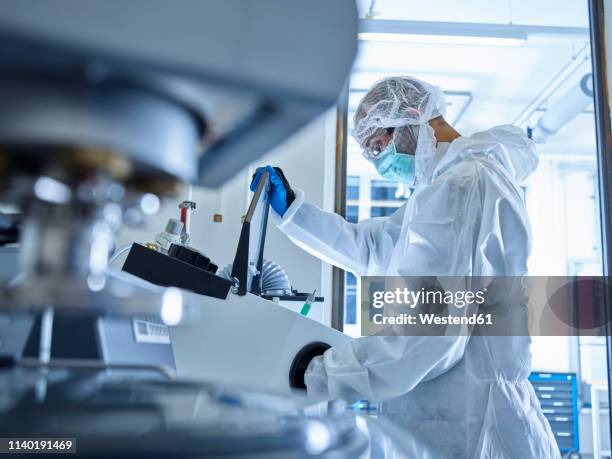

{"left": 370, "top": 205, "right": 399, "bottom": 218}
{"left": 370, "top": 180, "right": 409, "bottom": 201}
{"left": 346, "top": 205, "right": 359, "bottom": 223}
{"left": 347, "top": 176, "right": 360, "bottom": 200}
{"left": 344, "top": 272, "right": 357, "bottom": 325}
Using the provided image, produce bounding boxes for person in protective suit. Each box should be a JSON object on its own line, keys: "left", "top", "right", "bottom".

{"left": 252, "top": 76, "right": 559, "bottom": 459}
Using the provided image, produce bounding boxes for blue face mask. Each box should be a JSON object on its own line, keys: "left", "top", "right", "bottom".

{"left": 373, "top": 141, "right": 416, "bottom": 185}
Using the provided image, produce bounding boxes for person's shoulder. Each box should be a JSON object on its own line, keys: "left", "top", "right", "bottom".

{"left": 432, "top": 155, "right": 516, "bottom": 207}
{"left": 437, "top": 156, "right": 483, "bottom": 185}
{"left": 444, "top": 125, "right": 536, "bottom": 182}
{"left": 471, "top": 125, "right": 535, "bottom": 150}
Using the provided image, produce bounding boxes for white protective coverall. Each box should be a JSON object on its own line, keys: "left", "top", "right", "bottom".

{"left": 271, "top": 124, "right": 560, "bottom": 458}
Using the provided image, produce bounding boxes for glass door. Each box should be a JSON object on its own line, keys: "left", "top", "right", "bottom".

{"left": 590, "top": 0, "right": 612, "bottom": 456}
{"left": 335, "top": 0, "right": 612, "bottom": 455}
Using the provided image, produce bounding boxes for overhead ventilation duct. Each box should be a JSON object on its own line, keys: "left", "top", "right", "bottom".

{"left": 531, "top": 73, "right": 593, "bottom": 142}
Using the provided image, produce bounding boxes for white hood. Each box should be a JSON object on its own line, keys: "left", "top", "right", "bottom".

{"left": 430, "top": 125, "right": 538, "bottom": 185}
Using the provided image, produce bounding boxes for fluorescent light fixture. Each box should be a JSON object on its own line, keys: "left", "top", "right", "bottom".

{"left": 358, "top": 32, "right": 525, "bottom": 47}
{"left": 357, "top": 20, "right": 534, "bottom": 47}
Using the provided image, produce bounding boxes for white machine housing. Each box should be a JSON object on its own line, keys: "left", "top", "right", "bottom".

{"left": 171, "top": 291, "right": 349, "bottom": 395}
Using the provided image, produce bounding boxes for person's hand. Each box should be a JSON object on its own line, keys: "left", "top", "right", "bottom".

{"left": 250, "top": 165, "right": 296, "bottom": 216}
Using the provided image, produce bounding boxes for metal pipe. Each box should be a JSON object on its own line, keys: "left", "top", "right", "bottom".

{"left": 513, "top": 43, "right": 590, "bottom": 126}
{"left": 531, "top": 73, "right": 593, "bottom": 141}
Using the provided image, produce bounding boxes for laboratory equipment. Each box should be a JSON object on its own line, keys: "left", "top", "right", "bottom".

{"left": 0, "top": 1, "right": 361, "bottom": 456}
{"left": 0, "top": 1, "right": 357, "bottom": 186}
{"left": 221, "top": 259, "right": 293, "bottom": 297}
{"left": 179, "top": 200, "right": 196, "bottom": 245}
{"left": 156, "top": 219, "right": 185, "bottom": 252}
{"left": 231, "top": 169, "right": 272, "bottom": 296}
{"left": 529, "top": 372, "right": 580, "bottom": 455}
{"left": 0, "top": 0, "right": 356, "bottom": 353}
{"left": 0, "top": 366, "right": 379, "bottom": 458}
{"left": 0, "top": 0, "right": 357, "bottom": 319}
{"left": 301, "top": 290, "right": 317, "bottom": 316}
{"left": 122, "top": 170, "right": 349, "bottom": 395}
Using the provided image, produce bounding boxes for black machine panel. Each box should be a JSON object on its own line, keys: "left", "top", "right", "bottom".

{"left": 122, "top": 243, "right": 232, "bottom": 300}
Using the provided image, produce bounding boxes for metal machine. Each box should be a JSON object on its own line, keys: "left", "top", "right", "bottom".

{"left": 119, "top": 171, "right": 349, "bottom": 393}
{"left": 0, "top": 2, "right": 404, "bottom": 458}
{"left": 0, "top": 0, "right": 357, "bottom": 365}
{"left": 119, "top": 172, "right": 350, "bottom": 394}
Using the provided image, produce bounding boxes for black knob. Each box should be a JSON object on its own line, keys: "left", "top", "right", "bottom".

{"left": 168, "top": 244, "right": 217, "bottom": 273}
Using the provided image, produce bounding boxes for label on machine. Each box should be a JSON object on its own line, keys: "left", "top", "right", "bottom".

{"left": 132, "top": 317, "right": 171, "bottom": 344}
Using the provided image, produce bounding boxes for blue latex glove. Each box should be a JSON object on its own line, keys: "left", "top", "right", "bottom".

{"left": 250, "top": 165, "right": 295, "bottom": 216}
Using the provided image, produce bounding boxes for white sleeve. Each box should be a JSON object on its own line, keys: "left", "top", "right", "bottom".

{"left": 271, "top": 189, "right": 405, "bottom": 276}
{"left": 304, "top": 159, "right": 524, "bottom": 403}
{"left": 305, "top": 334, "right": 470, "bottom": 403}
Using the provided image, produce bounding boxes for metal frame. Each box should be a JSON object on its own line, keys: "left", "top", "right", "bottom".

{"left": 588, "top": 0, "right": 612, "bottom": 446}
{"left": 231, "top": 170, "right": 270, "bottom": 296}
{"left": 591, "top": 384, "right": 610, "bottom": 459}
{"left": 331, "top": 81, "right": 350, "bottom": 332}
{"left": 347, "top": 10, "right": 612, "bottom": 418}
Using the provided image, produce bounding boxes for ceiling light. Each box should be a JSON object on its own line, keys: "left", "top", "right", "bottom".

{"left": 358, "top": 32, "right": 526, "bottom": 47}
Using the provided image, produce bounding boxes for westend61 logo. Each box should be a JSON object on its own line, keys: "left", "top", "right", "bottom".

{"left": 360, "top": 276, "right": 612, "bottom": 337}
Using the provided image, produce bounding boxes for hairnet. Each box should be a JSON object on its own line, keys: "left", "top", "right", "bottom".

{"left": 351, "top": 76, "right": 446, "bottom": 147}
{"left": 352, "top": 76, "right": 446, "bottom": 186}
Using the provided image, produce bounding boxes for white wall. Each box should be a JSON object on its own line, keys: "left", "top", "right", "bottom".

{"left": 114, "top": 108, "right": 337, "bottom": 324}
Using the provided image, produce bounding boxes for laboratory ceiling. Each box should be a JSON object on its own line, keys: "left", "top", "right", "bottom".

{"left": 355, "top": 0, "right": 589, "bottom": 27}
{"left": 351, "top": 0, "right": 595, "bottom": 155}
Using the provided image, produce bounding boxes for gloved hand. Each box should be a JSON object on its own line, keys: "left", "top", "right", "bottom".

{"left": 303, "top": 355, "right": 330, "bottom": 399}
{"left": 250, "top": 165, "right": 296, "bottom": 216}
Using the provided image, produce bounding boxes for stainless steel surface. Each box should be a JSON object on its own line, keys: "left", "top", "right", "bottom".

{"left": 0, "top": 4, "right": 367, "bottom": 456}
{"left": 0, "top": 0, "right": 357, "bottom": 318}
{"left": 165, "top": 219, "right": 184, "bottom": 235}
{"left": 0, "top": 0, "right": 357, "bottom": 101}
{"left": 0, "top": 0, "right": 358, "bottom": 187}
{"left": 0, "top": 246, "right": 18, "bottom": 281}
{"left": 0, "top": 368, "right": 375, "bottom": 458}
{"left": 19, "top": 198, "right": 114, "bottom": 281}
{"left": 0, "top": 77, "right": 199, "bottom": 184}
{"left": 0, "top": 311, "right": 33, "bottom": 358}
{"left": 155, "top": 218, "right": 184, "bottom": 252}
{"left": 0, "top": 268, "right": 186, "bottom": 320}
{"left": 19, "top": 357, "right": 175, "bottom": 379}
{"left": 0, "top": 174, "right": 182, "bottom": 317}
